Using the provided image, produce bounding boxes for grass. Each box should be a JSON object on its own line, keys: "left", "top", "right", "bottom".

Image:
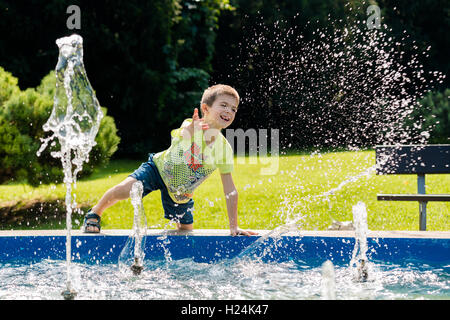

{"left": 0, "top": 150, "right": 449, "bottom": 231}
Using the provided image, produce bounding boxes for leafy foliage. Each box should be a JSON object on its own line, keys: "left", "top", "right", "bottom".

{"left": 0, "top": 66, "right": 20, "bottom": 107}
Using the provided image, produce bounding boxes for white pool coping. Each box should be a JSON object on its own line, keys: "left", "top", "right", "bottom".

{"left": 0, "top": 229, "right": 449, "bottom": 239}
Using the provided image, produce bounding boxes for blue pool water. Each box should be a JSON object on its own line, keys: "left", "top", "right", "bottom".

{"left": 0, "top": 232, "right": 449, "bottom": 300}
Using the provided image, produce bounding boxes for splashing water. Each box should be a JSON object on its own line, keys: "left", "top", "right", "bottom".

{"left": 156, "top": 223, "right": 177, "bottom": 264}
{"left": 220, "top": 6, "right": 447, "bottom": 238}
{"left": 2, "top": 257, "right": 447, "bottom": 300}
{"left": 37, "top": 34, "right": 103, "bottom": 299}
{"left": 119, "top": 181, "right": 148, "bottom": 275}
{"left": 232, "top": 163, "right": 377, "bottom": 262}
{"left": 224, "top": 4, "right": 445, "bottom": 233}
{"left": 350, "top": 202, "right": 370, "bottom": 282}
{"left": 321, "top": 260, "right": 336, "bottom": 300}
{"left": 232, "top": 222, "right": 299, "bottom": 263}
{"left": 230, "top": 4, "right": 445, "bottom": 149}
{"left": 217, "top": 7, "right": 445, "bottom": 270}
{"left": 37, "top": 34, "right": 103, "bottom": 168}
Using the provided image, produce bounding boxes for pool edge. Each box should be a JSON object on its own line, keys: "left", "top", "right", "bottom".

{"left": 0, "top": 229, "right": 449, "bottom": 239}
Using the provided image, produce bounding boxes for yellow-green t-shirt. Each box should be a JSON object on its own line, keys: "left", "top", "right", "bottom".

{"left": 153, "top": 119, "right": 234, "bottom": 204}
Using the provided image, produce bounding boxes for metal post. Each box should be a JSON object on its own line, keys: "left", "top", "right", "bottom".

{"left": 417, "top": 174, "right": 426, "bottom": 231}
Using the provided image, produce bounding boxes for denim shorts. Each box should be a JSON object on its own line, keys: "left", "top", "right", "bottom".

{"left": 129, "top": 153, "right": 194, "bottom": 224}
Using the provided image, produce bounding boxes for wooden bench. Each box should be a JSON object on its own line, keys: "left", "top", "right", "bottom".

{"left": 375, "top": 145, "right": 450, "bottom": 231}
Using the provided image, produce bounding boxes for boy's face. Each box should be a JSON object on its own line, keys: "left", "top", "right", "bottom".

{"left": 201, "top": 94, "right": 238, "bottom": 130}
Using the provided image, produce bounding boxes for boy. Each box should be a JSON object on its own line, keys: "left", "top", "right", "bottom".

{"left": 83, "top": 84, "right": 257, "bottom": 236}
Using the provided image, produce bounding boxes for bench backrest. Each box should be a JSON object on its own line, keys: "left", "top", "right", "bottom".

{"left": 375, "top": 145, "right": 450, "bottom": 175}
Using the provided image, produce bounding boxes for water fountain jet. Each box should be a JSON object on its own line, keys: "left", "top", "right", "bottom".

{"left": 321, "top": 260, "right": 336, "bottom": 299}
{"left": 350, "top": 201, "right": 370, "bottom": 282}
{"left": 118, "top": 181, "right": 147, "bottom": 275}
{"left": 37, "top": 34, "right": 103, "bottom": 299}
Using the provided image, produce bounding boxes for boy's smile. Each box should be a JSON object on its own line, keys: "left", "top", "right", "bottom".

{"left": 201, "top": 94, "right": 238, "bottom": 130}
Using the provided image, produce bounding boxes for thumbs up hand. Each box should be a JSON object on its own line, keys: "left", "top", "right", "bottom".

{"left": 182, "top": 108, "right": 209, "bottom": 140}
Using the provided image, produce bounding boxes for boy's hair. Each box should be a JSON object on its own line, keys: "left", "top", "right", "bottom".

{"left": 200, "top": 84, "right": 240, "bottom": 108}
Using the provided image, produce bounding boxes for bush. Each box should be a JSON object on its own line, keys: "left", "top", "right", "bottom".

{"left": 0, "top": 68, "right": 120, "bottom": 186}
{"left": 0, "top": 66, "right": 20, "bottom": 107}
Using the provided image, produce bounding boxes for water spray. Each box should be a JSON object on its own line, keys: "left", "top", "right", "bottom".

{"left": 37, "top": 34, "right": 103, "bottom": 299}
{"left": 118, "top": 181, "right": 147, "bottom": 275}
{"left": 130, "top": 181, "right": 147, "bottom": 275}
{"left": 321, "top": 260, "right": 336, "bottom": 299}
{"left": 350, "top": 202, "right": 370, "bottom": 282}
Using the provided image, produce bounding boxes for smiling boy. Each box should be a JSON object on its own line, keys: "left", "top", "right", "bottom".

{"left": 83, "top": 84, "right": 257, "bottom": 236}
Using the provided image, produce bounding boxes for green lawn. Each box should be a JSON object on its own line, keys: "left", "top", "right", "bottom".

{"left": 1, "top": 150, "right": 449, "bottom": 231}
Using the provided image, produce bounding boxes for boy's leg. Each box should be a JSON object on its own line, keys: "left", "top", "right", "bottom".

{"left": 92, "top": 176, "right": 137, "bottom": 215}
{"left": 85, "top": 176, "right": 137, "bottom": 232}
{"left": 161, "top": 190, "right": 195, "bottom": 231}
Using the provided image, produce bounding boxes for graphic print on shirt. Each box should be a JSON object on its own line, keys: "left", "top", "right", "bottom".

{"left": 184, "top": 142, "right": 205, "bottom": 172}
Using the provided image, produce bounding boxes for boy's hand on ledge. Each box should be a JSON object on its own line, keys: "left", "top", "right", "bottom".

{"left": 230, "top": 228, "right": 258, "bottom": 236}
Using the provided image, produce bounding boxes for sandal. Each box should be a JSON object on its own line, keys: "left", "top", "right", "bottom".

{"left": 82, "top": 210, "right": 101, "bottom": 233}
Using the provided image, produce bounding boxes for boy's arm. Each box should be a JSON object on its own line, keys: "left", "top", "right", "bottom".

{"left": 220, "top": 173, "right": 258, "bottom": 236}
